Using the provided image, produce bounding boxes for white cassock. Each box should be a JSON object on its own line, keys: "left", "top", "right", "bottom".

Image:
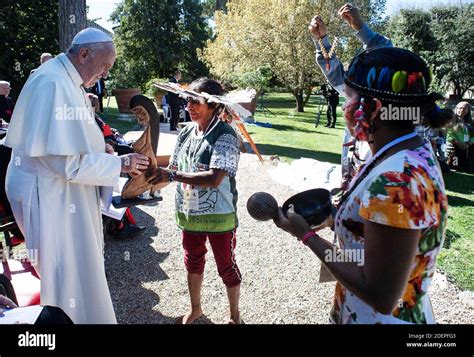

{"left": 4, "top": 53, "right": 121, "bottom": 324}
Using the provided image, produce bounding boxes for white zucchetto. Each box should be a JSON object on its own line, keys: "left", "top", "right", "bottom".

{"left": 71, "top": 28, "right": 113, "bottom": 45}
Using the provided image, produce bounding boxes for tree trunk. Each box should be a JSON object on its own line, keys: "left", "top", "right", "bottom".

{"left": 303, "top": 88, "right": 312, "bottom": 106}
{"left": 216, "top": 0, "right": 228, "bottom": 12}
{"left": 293, "top": 89, "right": 305, "bottom": 112}
{"left": 58, "top": 0, "right": 87, "bottom": 52}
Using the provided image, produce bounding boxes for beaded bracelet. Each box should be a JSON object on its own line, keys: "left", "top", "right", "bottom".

{"left": 168, "top": 170, "right": 177, "bottom": 182}
{"left": 301, "top": 231, "right": 317, "bottom": 245}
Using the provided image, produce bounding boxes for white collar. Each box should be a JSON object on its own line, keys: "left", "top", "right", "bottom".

{"left": 57, "top": 53, "right": 84, "bottom": 88}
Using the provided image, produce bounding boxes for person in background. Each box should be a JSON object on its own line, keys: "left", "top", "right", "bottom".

{"left": 30, "top": 53, "right": 54, "bottom": 75}
{"left": 90, "top": 78, "right": 107, "bottom": 112}
{"left": 168, "top": 70, "right": 182, "bottom": 131}
{"left": 40, "top": 53, "right": 53, "bottom": 65}
{"left": 325, "top": 84, "right": 339, "bottom": 128}
{"left": 415, "top": 120, "right": 450, "bottom": 172}
{"left": 446, "top": 101, "right": 473, "bottom": 172}
{"left": 0, "top": 81, "right": 14, "bottom": 124}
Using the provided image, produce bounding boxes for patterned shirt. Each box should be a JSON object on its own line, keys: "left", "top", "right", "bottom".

{"left": 331, "top": 140, "right": 448, "bottom": 324}
{"left": 170, "top": 119, "right": 240, "bottom": 233}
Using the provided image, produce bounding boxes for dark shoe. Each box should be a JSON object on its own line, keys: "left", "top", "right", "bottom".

{"left": 115, "top": 224, "right": 145, "bottom": 240}
{"left": 330, "top": 124, "right": 336, "bottom": 128}
{"left": 324, "top": 123, "right": 330, "bottom": 127}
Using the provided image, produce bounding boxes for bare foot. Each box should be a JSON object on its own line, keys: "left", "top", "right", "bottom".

{"left": 182, "top": 308, "right": 203, "bottom": 324}
{"left": 228, "top": 314, "right": 241, "bottom": 324}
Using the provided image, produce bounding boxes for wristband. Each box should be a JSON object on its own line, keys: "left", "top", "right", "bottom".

{"left": 168, "top": 170, "right": 177, "bottom": 182}
{"left": 301, "top": 231, "right": 317, "bottom": 245}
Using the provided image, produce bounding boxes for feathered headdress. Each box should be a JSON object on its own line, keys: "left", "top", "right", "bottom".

{"left": 154, "top": 82, "right": 264, "bottom": 162}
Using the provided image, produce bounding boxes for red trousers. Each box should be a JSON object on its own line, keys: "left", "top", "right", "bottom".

{"left": 182, "top": 230, "right": 242, "bottom": 287}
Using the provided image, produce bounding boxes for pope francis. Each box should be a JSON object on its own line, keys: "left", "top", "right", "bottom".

{"left": 4, "top": 28, "right": 149, "bottom": 324}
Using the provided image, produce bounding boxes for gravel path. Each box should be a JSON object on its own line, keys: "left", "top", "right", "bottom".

{"left": 104, "top": 153, "right": 474, "bottom": 324}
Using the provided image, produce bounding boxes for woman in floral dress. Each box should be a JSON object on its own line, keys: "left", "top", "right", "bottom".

{"left": 274, "top": 5, "right": 454, "bottom": 324}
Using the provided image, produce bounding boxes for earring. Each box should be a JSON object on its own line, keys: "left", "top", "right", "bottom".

{"left": 353, "top": 98, "right": 370, "bottom": 141}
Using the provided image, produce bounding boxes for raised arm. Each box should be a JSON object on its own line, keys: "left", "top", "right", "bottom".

{"left": 309, "top": 3, "right": 393, "bottom": 96}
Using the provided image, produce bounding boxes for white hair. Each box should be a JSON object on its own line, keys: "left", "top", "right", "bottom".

{"left": 40, "top": 53, "right": 53, "bottom": 64}
{"left": 0, "top": 81, "right": 10, "bottom": 87}
{"left": 67, "top": 42, "right": 114, "bottom": 56}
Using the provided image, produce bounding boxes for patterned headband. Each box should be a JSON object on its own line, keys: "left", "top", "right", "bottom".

{"left": 344, "top": 77, "right": 431, "bottom": 104}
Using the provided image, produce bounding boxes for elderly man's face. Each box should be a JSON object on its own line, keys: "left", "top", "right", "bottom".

{"left": 0, "top": 83, "right": 11, "bottom": 96}
{"left": 79, "top": 44, "right": 116, "bottom": 88}
{"left": 456, "top": 103, "right": 469, "bottom": 118}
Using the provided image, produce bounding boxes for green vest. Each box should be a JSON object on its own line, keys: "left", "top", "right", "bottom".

{"left": 171, "top": 120, "right": 239, "bottom": 233}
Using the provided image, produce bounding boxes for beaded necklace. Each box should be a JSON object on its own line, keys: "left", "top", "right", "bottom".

{"left": 319, "top": 36, "right": 339, "bottom": 71}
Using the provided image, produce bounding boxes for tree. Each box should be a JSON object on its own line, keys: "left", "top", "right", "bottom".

{"left": 109, "top": 0, "right": 210, "bottom": 90}
{"left": 202, "top": 0, "right": 386, "bottom": 112}
{"left": 0, "top": 0, "right": 59, "bottom": 98}
{"left": 215, "top": 0, "right": 228, "bottom": 12}
{"left": 386, "top": 4, "right": 473, "bottom": 98}
{"left": 430, "top": 5, "right": 474, "bottom": 97}
{"left": 58, "top": 0, "right": 87, "bottom": 52}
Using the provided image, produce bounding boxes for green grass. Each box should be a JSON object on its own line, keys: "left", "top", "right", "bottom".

{"left": 248, "top": 93, "right": 346, "bottom": 164}
{"left": 437, "top": 171, "right": 474, "bottom": 290}
{"left": 249, "top": 92, "right": 473, "bottom": 291}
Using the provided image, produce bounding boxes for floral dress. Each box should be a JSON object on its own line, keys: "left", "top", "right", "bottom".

{"left": 331, "top": 141, "right": 448, "bottom": 324}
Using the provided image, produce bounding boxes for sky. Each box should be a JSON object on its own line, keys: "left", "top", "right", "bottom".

{"left": 86, "top": 0, "right": 473, "bottom": 33}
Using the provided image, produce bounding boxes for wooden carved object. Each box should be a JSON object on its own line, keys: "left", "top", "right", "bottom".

{"left": 121, "top": 95, "right": 167, "bottom": 199}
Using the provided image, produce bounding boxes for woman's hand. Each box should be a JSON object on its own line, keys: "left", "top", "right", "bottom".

{"left": 308, "top": 15, "right": 327, "bottom": 40}
{"left": 273, "top": 206, "right": 312, "bottom": 240}
{"left": 120, "top": 153, "right": 150, "bottom": 175}
{"left": 338, "top": 3, "right": 364, "bottom": 31}
{"left": 145, "top": 167, "right": 170, "bottom": 185}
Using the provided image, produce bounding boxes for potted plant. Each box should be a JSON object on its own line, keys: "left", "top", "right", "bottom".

{"left": 145, "top": 78, "right": 169, "bottom": 106}
{"left": 108, "top": 66, "right": 141, "bottom": 113}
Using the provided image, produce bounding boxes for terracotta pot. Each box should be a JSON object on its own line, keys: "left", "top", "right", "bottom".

{"left": 112, "top": 88, "right": 141, "bottom": 113}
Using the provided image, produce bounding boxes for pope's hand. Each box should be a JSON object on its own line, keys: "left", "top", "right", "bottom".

{"left": 0, "top": 295, "right": 18, "bottom": 309}
{"left": 120, "top": 153, "right": 150, "bottom": 175}
{"left": 145, "top": 167, "right": 170, "bottom": 185}
{"left": 308, "top": 15, "right": 327, "bottom": 40}
{"left": 338, "top": 3, "right": 364, "bottom": 31}
{"left": 273, "top": 206, "right": 312, "bottom": 240}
